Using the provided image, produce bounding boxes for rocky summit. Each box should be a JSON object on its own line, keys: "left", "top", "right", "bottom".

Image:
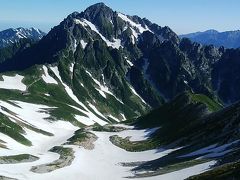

{"left": 0, "top": 3, "right": 240, "bottom": 180}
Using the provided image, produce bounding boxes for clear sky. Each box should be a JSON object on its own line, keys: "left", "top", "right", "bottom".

{"left": 0, "top": 0, "right": 239, "bottom": 34}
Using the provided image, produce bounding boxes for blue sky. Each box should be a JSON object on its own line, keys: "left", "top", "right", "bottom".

{"left": 0, "top": 0, "right": 239, "bottom": 34}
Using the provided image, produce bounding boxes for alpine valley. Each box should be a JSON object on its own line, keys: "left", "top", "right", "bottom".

{"left": 0, "top": 3, "right": 240, "bottom": 180}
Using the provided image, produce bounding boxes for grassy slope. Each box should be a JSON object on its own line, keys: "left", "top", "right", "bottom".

{"left": 117, "top": 92, "right": 240, "bottom": 179}
{"left": 0, "top": 61, "right": 150, "bottom": 145}
{"left": 0, "top": 113, "right": 32, "bottom": 146}
{"left": 110, "top": 92, "right": 223, "bottom": 152}
{"left": 187, "top": 161, "right": 240, "bottom": 180}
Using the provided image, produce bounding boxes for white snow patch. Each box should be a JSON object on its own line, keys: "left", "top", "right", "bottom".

{"left": 88, "top": 103, "right": 107, "bottom": 120}
{"left": 129, "top": 85, "right": 147, "bottom": 104}
{"left": 126, "top": 60, "right": 134, "bottom": 66}
{"left": 41, "top": 66, "right": 58, "bottom": 85}
{"left": 80, "top": 39, "right": 88, "bottom": 49}
{"left": 69, "top": 105, "right": 107, "bottom": 126}
{"left": 120, "top": 113, "right": 126, "bottom": 121}
{"left": 118, "top": 13, "right": 147, "bottom": 33}
{"left": 108, "top": 115, "right": 120, "bottom": 122}
{"left": 73, "top": 38, "right": 77, "bottom": 53}
{"left": 69, "top": 63, "right": 74, "bottom": 73}
{"left": 117, "top": 127, "right": 160, "bottom": 141}
{"left": 73, "top": 19, "right": 88, "bottom": 27}
{"left": 130, "top": 27, "right": 139, "bottom": 44}
{"left": 0, "top": 74, "right": 26, "bottom": 91}
{"left": 85, "top": 70, "right": 123, "bottom": 104}
{"left": 118, "top": 13, "right": 151, "bottom": 34}
{"left": 74, "top": 115, "right": 95, "bottom": 126}
{"left": 75, "top": 18, "right": 122, "bottom": 49}
{"left": 130, "top": 27, "right": 139, "bottom": 39}
{"left": 118, "top": 13, "right": 152, "bottom": 44}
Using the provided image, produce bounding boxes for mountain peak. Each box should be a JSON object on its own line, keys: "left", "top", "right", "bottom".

{"left": 83, "top": 2, "right": 113, "bottom": 17}
{"left": 0, "top": 27, "right": 45, "bottom": 48}
{"left": 86, "top": 2, "right": 110, "bottom": 10}
{"left": 204, "top": 29, "right": 219, "bottom": 34}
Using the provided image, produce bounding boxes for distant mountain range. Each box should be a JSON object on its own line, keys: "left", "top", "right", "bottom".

{"left": 180, "top": 29, "right": 240, "bottom": 48}
{"left": 0, "top": 27, "right": 45, "bottom": 48}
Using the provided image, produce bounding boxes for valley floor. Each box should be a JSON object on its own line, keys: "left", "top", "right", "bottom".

{"left": 0, "top": 122, "right": 215, "bottom": 180}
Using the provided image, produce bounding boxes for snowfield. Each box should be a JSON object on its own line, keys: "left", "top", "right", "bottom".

{"left": 0, "top": 110, "right": 216, "bottom": 180}
{"left": 0, "top": 74, "right": 27, "bottom": 91}
{"left": 0, "top": 100, "right": 78, "bottom": 179}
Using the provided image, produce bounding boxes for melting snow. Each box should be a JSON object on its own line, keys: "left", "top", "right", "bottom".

{"left": 88, "top": 103, "right": 107, "bottom": 120}
{"left": 129, "top": 85, "right": 147, "bottom": 104}
{"left": 69, "top": 105, "right": 107, "bottom": 126}
{"left": 126, "top": 60, "right": 134, "bottom": 66}
{"left": 117, "top": 127, "right": 160, "bottom": 141}
{"left": 0, "top": 116, "right": 215, "bottom": 180}
{"left": 85, "top": 70, "right": 123, "bottom": 104}
{"left": 73, "top": 38, "right": 77, "bottom": 53}
{"left": 74, "top": 115, "right": 95, "bottom": 126}
{"left": 120, "top": 113, "right": 126, "bottom": 121}
{"left": 69, "top": 63, "right": 74, "bottom": 73}
{"left": 49, "top": 66, "right": 107, "bottom": 126}
{"left": 0, "top": 100, "right": 78, "bottom": 179}
{"left": 108, "top": 115, "right": 120, "bottom": 122}
{"left": 41, "top": 66, "right": 58, "bottom": 85}
{"left": 118, "top": 13, "right": 150, "bottom": 34}
{"left": 118, "top": 13, "right": 147, "bottom": 33}
{"left": 80, "top": 39, "right": 88, "bottom": 49}
{"left": 118, "top": 13, "right": 152, "bottom": 44}
{"left": 74, "top": 18, "right": 122, "bottom": 49}
{"left": 0, "top": 74, "right": 26, "bottom": 91}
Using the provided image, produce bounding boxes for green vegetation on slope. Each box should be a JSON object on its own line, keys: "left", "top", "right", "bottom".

{"left": 0, "top": 154, "right": 39, "bottom": 164}
{"left": 189, "top": 93, "right": 222, "bottom": 112}
{"left": 109, "top": 135, "right": 159, "bottom": 152}
{"left": 0, "top": 113, "right": 32, "bottom": 146}
{"left": 31, "top": 146, "right": 74, "bottom": 173}
{"left": 187, "top": 161, "right": 240, "bottom": 180}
